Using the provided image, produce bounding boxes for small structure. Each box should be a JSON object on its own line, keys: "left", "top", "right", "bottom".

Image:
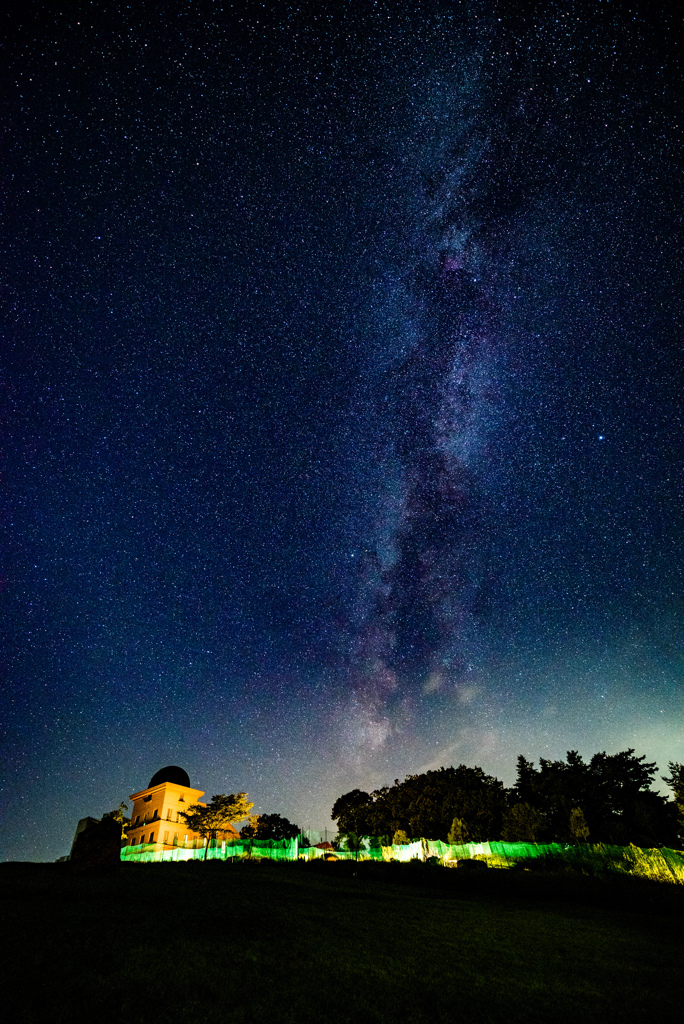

{"left": 126, "top": 766, "right": 239, "bottom": 852}
{"left": 71, "top": 815, "right": 122, "bottom": 872}
{"left": 70, "top": 816, "right": 102, "bottom": 858}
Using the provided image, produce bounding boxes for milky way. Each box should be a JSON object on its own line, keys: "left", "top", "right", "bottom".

{"left": 337, "top": 20, "right": 615, "bottom": 757}
{"left": 2, "top": 2, "right": 681, "bottom": 859}
{"left": 339, "top": 63, "right": 509, "bottom": 755}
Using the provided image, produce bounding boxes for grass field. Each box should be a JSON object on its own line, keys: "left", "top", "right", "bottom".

{"left": 3, "top": 859, "right": 682, "bottom": 1023}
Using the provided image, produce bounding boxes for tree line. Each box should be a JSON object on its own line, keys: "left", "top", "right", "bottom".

{"left": 331, "top": 751, "right": 684, "bottom": 848}
{"left": 178, "top": 797, "right": 301, "bottom": 859}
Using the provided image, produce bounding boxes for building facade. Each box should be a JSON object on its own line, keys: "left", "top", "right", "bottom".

{"left": 125, "top": 765, "right": 239, "bottom": 852}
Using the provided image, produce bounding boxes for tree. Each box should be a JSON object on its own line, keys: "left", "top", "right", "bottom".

{"left": 523, "top": 753, "right": 589, "bottom": 842}
{"left": 329, "top": 750, "right": 678, "bottom": 848}
{"left": 340, "top": 833, "right": 364, "bottom": 859}
{"left": 392, "top": 829, "right": 411, "bottom": 846}
{"left": 501, "top": 803, "right": 544, "bottom": 843}
{"left": 513, "top": 755, "right": 537, "bottom": 804}
{"left": 587, "top": 750, "right": 662, "bottom": 844}
{"left": 663, "top": 762, "right": 684, "bottom": 844}
{"left": 663, "top": 762, "right": 684, "bottom": 802}
{"left": 331, "top": 789, "right": 374, "bottom": 835}
{"left": 447, "top": 817, "right": 470, "bottom": 845}
{"left": 103, "top": 802, "right": 129, "bottom": 841}
{"left": 240, "top": 813, "right": 300, "bottom": 841}
{"left": 512, "top": 749, "right": 671, "bottom": 844}
{"left": 444, "top": 785, "right": 505, "bottom": 842}
{"left": 181, "top": 793, "right": 254, "bottom": 860}
{"left": 331, "top": 766, "right": 507, "bottom": 843}
{"left": 569, "top": 807, "right": 590, "bottom": 844}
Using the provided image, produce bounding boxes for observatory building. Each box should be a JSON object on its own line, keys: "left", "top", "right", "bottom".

{"left": 126, "top": 765, "right": 239, "bottom": 851}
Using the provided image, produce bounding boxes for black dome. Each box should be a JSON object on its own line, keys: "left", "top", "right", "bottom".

{"left": 148, "top": 766, "right": 190, "bottom": 788}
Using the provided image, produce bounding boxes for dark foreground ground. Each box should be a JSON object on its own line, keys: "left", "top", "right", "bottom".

{"left": 2, "top": 858, "right": 682, "bottom": 1023}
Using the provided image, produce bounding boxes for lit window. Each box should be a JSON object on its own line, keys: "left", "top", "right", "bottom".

{"left": 163, "top": 831, "right": 169, "bottom": 843}
{"left": 167, "top": 809, "right": 172, "bottom": 819}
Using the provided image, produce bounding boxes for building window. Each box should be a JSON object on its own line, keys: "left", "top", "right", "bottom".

{"left": 167, "top": 809, "right": 172, "bottom": 819}
{"left": 172, "top": 833, "right": 178, "bottom": 846}
{"left": 163, "top": 831, "right": 169, "bottom": 843}
{"left": 150, "top": 832, "right": 155, "bottom": 843}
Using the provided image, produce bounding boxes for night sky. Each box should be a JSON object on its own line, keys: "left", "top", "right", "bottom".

{"left": 2, "top": 1, "right": 681, "bottom": 861}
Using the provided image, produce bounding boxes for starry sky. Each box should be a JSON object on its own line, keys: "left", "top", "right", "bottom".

{"left": 2, "top": 1, "right": 682, "bottom": 861}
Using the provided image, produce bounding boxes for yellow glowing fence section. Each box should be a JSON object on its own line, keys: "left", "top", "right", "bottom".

{"left": 120, "top": 837, "right": 684, "bottom": 882}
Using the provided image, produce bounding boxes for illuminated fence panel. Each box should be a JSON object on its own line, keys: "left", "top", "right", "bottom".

{"left": 120, "top": 838, "right": 684, "bottom": 881}
{"left": 545, "top": 843, "right": 684, "bottom": 883}
{"left": 659, "top": 847, "right": 684, "bottom": 883}
{"left": 121, "top": 837, "right": 301, "bottom": 862}
{"left": 384, "top": 840, "right": 424, "bottom": 862}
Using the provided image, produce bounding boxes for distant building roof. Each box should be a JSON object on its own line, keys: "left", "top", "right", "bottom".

{"left": 148, "top": 766, "right": 191, "bottom": 788}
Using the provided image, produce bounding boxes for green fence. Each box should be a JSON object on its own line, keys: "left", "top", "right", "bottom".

{"left": 121, "top": 836, "right": 301, "bottom": 863}
{"left": 120, "top": 836, "right": 684, "bottom": 882}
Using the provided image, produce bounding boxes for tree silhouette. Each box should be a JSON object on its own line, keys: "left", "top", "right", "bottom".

{"left": 240, "top": 813, "right": 300, "bottom": 840}
{"left": 181, "top": 793, "right": 254, "bottom": 860}
{"left": 501, "top": 803, "right": 544, "bottom": 843}
{"left": 447, "top": 817, "right": 470, "bottom": 844}
{"left": 569, "top": 807, "right": 590, "bottom": 844}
